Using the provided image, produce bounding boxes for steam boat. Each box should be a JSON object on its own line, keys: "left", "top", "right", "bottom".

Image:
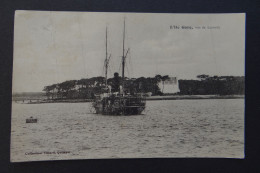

{"left": 93, "top": 19, "right": 146, "bottom": 115}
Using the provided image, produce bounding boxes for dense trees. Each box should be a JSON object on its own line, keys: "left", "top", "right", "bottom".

{"left": 179, "top": 75, "right": 244, "bottom": 95}
{"left": 42, "top": 75, "right": 163, "bottom": 100}
{"left": 155, "top": 75, "right": 170, "bottom": 93}
{"left": 43, "top": 74, "right": 245, "bottom": 100}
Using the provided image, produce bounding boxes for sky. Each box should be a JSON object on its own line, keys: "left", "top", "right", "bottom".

{"left": 12, "top": 11, "right": 245, "bottom": 92}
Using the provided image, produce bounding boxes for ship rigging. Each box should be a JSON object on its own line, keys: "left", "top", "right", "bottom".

{"left": 92, "top": 19, "right": 146, "bottom": 115}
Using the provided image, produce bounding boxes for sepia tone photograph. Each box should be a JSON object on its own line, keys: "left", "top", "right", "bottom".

{"left": 11, "top": 11, "right": 245, "bottom": 162}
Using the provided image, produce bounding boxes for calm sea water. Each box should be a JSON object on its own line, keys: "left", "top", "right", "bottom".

{"left": 11, "top": 99, "right": 244, "bottom": 162}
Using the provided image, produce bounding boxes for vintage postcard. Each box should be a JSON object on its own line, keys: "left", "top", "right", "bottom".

{"left": 11, "top": 11, "right": 245, "bottom": 162}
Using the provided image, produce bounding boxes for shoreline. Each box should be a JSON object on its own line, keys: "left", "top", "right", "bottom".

{"left": 146, "top": 95, "right": 244, "bottom": 100}
{"left": 13, "top": 95, "right": 244, "bottom": 104}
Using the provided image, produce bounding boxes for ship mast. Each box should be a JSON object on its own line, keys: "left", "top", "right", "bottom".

{"left": 121, "top": 18, "right": 130, "bottom": 95}
{"left": 105, "top": 26, "right": 108, "bottom": 87}
{"left": 122, "top": 18, "right": 126, "bottom": 94}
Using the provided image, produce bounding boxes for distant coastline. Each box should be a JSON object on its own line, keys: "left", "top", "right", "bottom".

{"left": 12, "top": 75, "right": 245, "bottom": 104}
{"left": 146, "top": 95, "right": 244, "bottom": 100}
{"left": 12, "top": 94, "right": 244, "bottom": 104}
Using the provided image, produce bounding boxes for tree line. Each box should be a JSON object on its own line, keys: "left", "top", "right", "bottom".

{"left": 43, "top": 74, "right": 244, "bottom": 100}
{"left": 43, "top": 75, "right": 170, "bottom": 100}
{"left": 179, "top": 75, "right": 245, "bottom": 95}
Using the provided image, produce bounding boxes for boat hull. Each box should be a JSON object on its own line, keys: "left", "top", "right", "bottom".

{"left": 93, "top": 95, "right": 146, "bottom": 115}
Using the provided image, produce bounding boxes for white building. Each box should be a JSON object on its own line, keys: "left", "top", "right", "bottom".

{"left": 158, "top": 77, "right": 180, "bottom": 94}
